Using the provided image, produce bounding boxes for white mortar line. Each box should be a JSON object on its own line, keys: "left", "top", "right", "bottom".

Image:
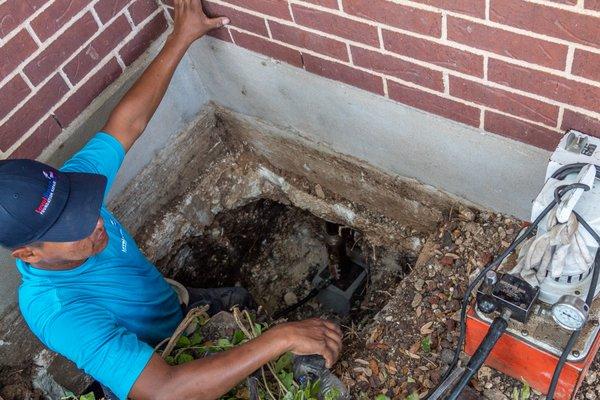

{"left": 346, "top": 43, "right": 353, "bottom": 64}
{"left": 520, "top": 0, "right": 599, "bottom": 14}
{"left": 0, "top": 0, "right": 140, "bottom": 126}
{"left": 5, "top": 9, "right": 162, "bottom": 155}
{"left": 24, "top": 23, "right": 43, "bottom": 46}
{"left": 225, "top": 25, "right": 600, "bottom": 122}
{"left": 116, "top": 54, "right": 127, "bottom": 69}
{"left": 382, "top": 78, "right": 389, "bottom": 97}
{"left": 443, "top": 71, "right": 449, "bottom": 94}
{"left": 90, "top": 7, "right": 104, "bottom": 27}
{"left": 483, "top": 55, "right": 489, "bottom": 80}
{"left": 565, "top": 46, "right": 576, "bottom": 74}
{"left": 124, "top": 9, "right": 136, "bottom": 29}
{"left": 19, "top": 72, "right": 35, "bottom": 91}
{"left": 265, "top": 19, "right": 273, "bottom": 39}
{"left": 485, "top": 0, "right": 490, "bottom": 20}
{"left": 337, "top": 0, "right": 343, "bottom": 11}
{"left": 441, "top": 12, "right": 447, "bottom": 40}
{"left": 557, "top": 106, "right": 566, "bottom": 129}
{"left": 288, "top": 2, "right": 296, "bottom": 23}
{"left": 377, "top": 26, "right": 384, "bottom": 50}
{"left": 59, "top": 69, "right": 74, "bottom": 90}
{"left": 479, "top": 108, "right": 485, "bottom": 129}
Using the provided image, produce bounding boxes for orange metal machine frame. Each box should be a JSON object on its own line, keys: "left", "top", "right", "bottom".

{"left": 465, "top": 308, "right": 600, "bottom": 399}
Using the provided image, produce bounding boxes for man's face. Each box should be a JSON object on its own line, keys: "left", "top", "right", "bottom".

{"left": 12, "top": 217, "right": 109, "bottom": 268}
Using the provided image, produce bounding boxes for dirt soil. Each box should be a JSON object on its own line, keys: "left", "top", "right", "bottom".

{"left": 161, "top": 200, "right": 600, "bottom": 400}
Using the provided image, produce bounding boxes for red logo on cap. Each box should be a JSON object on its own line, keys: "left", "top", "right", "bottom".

{"left": 35, "top": 171, "right": 57, "bottom": 215}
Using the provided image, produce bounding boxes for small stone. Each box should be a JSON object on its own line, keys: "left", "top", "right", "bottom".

{"left": 314, "top": 184, "right": 325, "bottom": 199}
{"left": 283, "top": 292, "right": 298, "bottom": 306}
{"left": 483, "top": 388, "right": 509, "bottom": 400}
{"left": 440, "top": 349, "right": 455, "bottom": 365}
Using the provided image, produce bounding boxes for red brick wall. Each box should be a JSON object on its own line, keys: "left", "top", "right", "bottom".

{"left": 0, "top": 0, "right": 168, "bottom": 159}
{"left": 194, "top": 0, "right": 600, "bottom": 151}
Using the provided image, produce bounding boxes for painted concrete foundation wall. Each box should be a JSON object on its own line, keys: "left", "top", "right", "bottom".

{"left": 188, "top": 37, "right": 550, "bottom": 219}
{"left": 189, "top": 0, "right": 600, "bottom": 151}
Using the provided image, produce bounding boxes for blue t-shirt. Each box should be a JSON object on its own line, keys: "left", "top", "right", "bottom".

{"left": 17, "top": 133, "right": 183, "bottom": 400}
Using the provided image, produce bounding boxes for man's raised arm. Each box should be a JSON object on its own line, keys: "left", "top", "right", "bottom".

{"left": 102, "top": 0, "right": 228, "bottom": 152}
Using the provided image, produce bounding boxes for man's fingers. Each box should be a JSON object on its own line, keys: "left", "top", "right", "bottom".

{"left": 207, "top": 16, "right": 230, "bottom": 28}
{"left": 321, "top": 319, "right": 342, "bottom": 336}
{"left": 324, "top": 329, "right": 342, "bottom": 352}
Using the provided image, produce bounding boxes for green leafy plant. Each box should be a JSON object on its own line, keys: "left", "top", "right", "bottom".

{"left": 157, "top": 307, "right": 341, "bottom": 400}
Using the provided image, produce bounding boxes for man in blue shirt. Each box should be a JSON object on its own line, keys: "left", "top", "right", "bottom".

{"left": 1, "top": 1, "right": 342, "bottom": 399}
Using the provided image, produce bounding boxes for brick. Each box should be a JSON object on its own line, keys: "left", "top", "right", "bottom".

{"left": 490, "top": 0, "right": 600, "bottom": 49}
{"left": 489, "top": 59, "right": 600, "bottom": 114}
{"left": 572, "top": 49, "right": 600, "bottom": 82}
{"left": 343, "top": 0, "right": 441, "bottom": 38}
{"left": 94, "top": 0, "right": 129, "bottom": 24}
{"left": 383, "top": 30, "right": 483, "bottom": 77}
{"left": 0, "top": 30, "right": 38, "bottom": 81}
{"left": 129, "top": 0, "right": 159, "bottom": 25}
{"left": 204, "top": 2, "right": 268, "bottom": 37}
{"left": 298, "top": 0, "right": 339, "bottom": 9}
{"left": 586, "top": 0, "right": 600, "bottom": 11}
{"left": 561, "top": 110, "right": 600, "bottom": 138}
{"left": 0, "top": 74, "right": 69, "bottom": 151}
{"left": 448, "top": 17, "right": 567, "bottom": 70}
{"left": 221, "top": 0, "right": 292, "bottom": 20}
{"left": 303, "top": 54, "right": 384, "bottom": 95}
{"left": 291, "top": 4, "right": 378, "bottom": 47}
{"left": 270, "top": 21, "right": 348, "bottom": 61}
{"left": 64, "top": 15, "right": 131, "bottom": 85}
{"left": 55, "top": 58, "right": 122, "bottom": 126}
{"left": 0, "top": 0, "right": 47, "bottom": 38}
{"left": 408, "top": 0, "right": 486, "bottom": 18}
{"left": 388, "top": 80, "right": 480, "bottom": 126}
{"left": 30, "top": 0, "right": 89, "bottom": 42}
{"left": 351, "top": 46, "right": 444, "bottom": 92}
{"left": 449, "top": 76, "right": 559, "bottom": 126}
{"left": 231, "top": 30, "right": 303, "bottom": 67}
{"left": 0, "top": 75, "right": 31, "bottom": 121}
{"left": 9, "top": 117, "right": 62, "bottom": 159}
{"left": 119, "top": 12, "right": 167, "bottom": 66}
{"left": 207, "top": 27, "right": 233, "bottom": 42}
{"left": 484, "top": 111, "right": 561, "bottom": 150}
{"left": 24, "top": 12, "right": 98, "bottom": 85}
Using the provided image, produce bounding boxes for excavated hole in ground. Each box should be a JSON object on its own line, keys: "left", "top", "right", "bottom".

{"left": 156, "top": 198, "right": 417, "bottom": 325}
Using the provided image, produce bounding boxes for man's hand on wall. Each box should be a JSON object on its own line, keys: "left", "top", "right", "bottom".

{"left": 172, "top": 0, "right": 230, "bottom": 46}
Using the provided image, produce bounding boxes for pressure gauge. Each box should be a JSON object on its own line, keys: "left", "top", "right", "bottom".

{"left": 551, "top": 294, "right": 589, "bottom": 331}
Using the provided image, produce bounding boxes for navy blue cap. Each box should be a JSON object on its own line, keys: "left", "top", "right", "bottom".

{"left": 0, "top": 159, "right": 107, "bottom": 248}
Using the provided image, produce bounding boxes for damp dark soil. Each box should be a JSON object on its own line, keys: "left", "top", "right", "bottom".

{"left": 156, "top": 199, "right": 418, "bottom": 324}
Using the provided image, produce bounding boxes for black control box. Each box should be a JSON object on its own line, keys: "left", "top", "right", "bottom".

{"left": 476, "top": 273, "right": 539, "bottom": 323}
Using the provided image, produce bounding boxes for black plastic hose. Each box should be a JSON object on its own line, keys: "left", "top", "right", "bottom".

{"left": 446, "top": 313, "right": 509, "bottom": 400}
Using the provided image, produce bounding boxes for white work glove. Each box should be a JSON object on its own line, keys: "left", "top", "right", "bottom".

{"left": 511, "top": 209, "right": 593, "bottom": 287}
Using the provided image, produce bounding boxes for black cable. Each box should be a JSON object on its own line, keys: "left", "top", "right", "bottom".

{"left": 273, "top": 278, "right": 332, "bottom": 319}
{"left": 446, "top": 313, "right": 510, "bottom": 400}
{"left": 546, "top": 213, "right": 600, "bottom": 400}
{"left": 426, "top": 181, "right": 593, "bottom": 400}
{"left": 438, "top": 199, "right": 558, "bottom": 384}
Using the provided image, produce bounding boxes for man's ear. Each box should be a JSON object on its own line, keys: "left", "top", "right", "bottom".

{"left": 12, "top": 246, "right": 41, "bottom": 264}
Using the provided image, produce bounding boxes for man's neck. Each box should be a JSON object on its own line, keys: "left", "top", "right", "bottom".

{"left": 30, "top": 258, "right": 88, "bottom": 271}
